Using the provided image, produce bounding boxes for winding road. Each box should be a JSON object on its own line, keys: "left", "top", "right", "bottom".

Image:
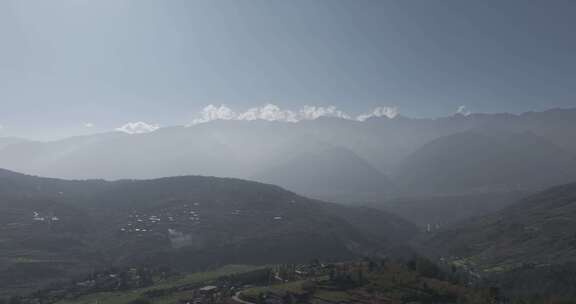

{"left": 231, "top": 291, "right": 255, "bottom": 304}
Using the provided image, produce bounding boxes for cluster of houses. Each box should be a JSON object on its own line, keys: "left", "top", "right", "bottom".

{"left": 32, "top": 211, "right": 60, "bottom": 223}
{"left": 146, "top": 268, "right": 273, "bottom": 304}
{"left": 0, "top": 210, "right": 63, "bottom": 231}
{"left": 118, "top": 203, "right": 203, "bottom": 235}
{"left": 73, "top": 267, "right": 156, "bottom": 292}
{"left": 237, "top": 261, "right": 380, "bottom": 304}
{"left": 175, "top": 285, "right": 230, "bottom": 304}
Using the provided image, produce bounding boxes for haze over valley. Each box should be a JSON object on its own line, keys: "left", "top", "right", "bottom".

{"left": 2, "top": 0, "right": 576, "bottom": 303}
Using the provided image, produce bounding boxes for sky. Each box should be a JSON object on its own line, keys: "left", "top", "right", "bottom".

{"left": 0, "top": 0, "right": 575, "bottom": 140}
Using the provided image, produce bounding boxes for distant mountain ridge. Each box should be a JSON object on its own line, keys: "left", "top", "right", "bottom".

{"left": 1, "top": 107, "right": 576, "bottom": 198}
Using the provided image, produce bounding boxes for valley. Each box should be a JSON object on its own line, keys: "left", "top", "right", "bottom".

{"left": 1, "top": 109, "right": 576, "bottom": 303}
{"left": 3, "top": 1, "right": 575, "bottom": 302}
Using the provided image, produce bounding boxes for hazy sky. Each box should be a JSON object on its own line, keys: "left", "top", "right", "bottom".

{"left": 1, "top": 0, "right": 575, "bottom": 139}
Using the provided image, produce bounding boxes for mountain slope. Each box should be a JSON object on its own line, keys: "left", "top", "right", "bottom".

{"left": 425, "top": 183, "right": 576, "bottom": 296}
{"left": 395, "top": 131, "right": 576, "bottom": 194}
{"left": 0, "top": 137, "right": 28, "bottom": 150}
{"left": 428, "top": 183, "right": 576, "bottom": 266}
{"left": 369, "top": 191, "right": 527, "bottom": 228}
{"left": 0, "top": 169, "right": 417, "bottom": 295}
{"left": 254, "top": 145, "right": 394, "bottom": 198}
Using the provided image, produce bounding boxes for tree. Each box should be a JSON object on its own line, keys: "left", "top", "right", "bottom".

{"left": 138, "top": 268, "right": 154, "bottom": 287}
{"left": 128, "top": 298, "right": 152, "bottom": 304}
{"left": 407, "top": 256, "right": 444, "bottom": 280}
{"left": 7, "top": 297, "right": 21, "bottom": 304}
{"left": 117, "top": 271, "right": 130, "bottom": 290}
